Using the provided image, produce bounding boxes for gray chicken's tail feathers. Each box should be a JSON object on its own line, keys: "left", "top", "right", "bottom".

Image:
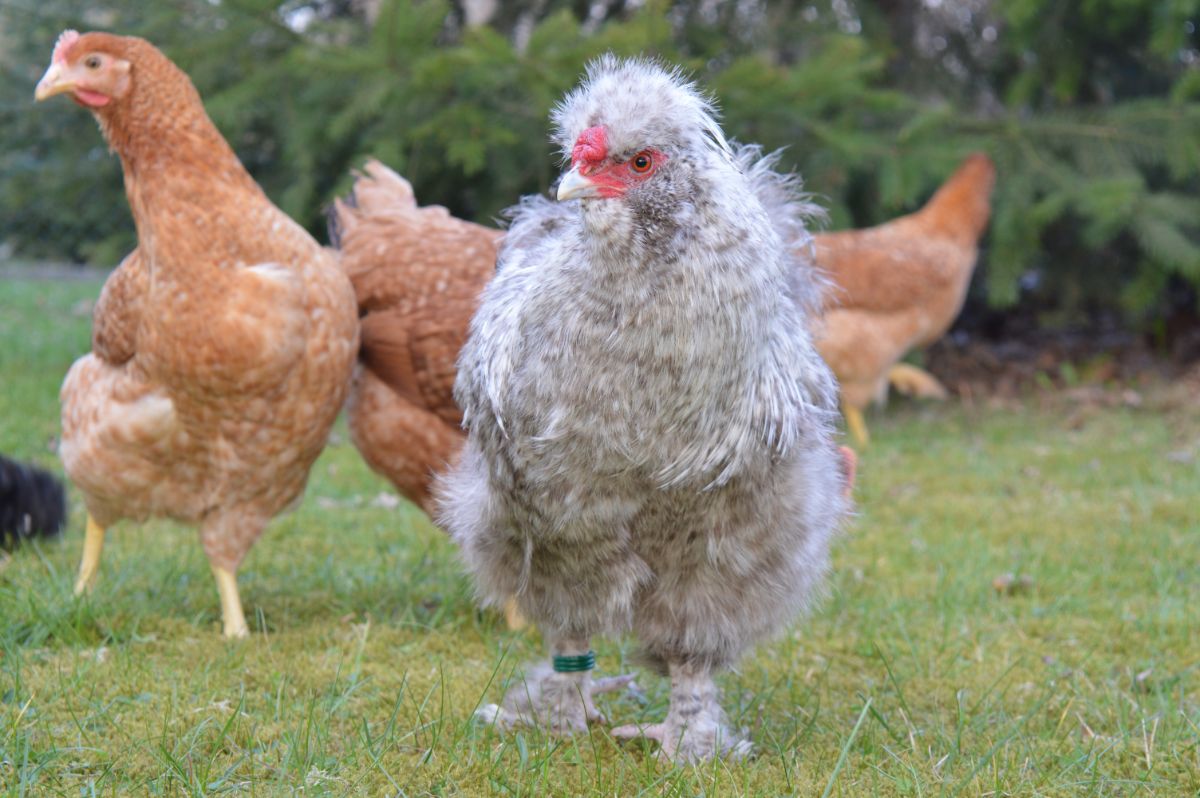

{"left": 0, "top": 455, "right": 66, "bottom": 549}
{"left": 731, "top": 143, "right": 832, "bottom": 318}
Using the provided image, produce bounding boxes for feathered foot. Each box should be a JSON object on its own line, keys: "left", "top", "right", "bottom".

{"left": 73, "top": 515, "right": 105, "bottom": 596}
{"left": 842, "top": 402, "right": 870, "bottom": 448}
{"left": 211, "top": 565, "right": 249, "bottom": 639}
{"left": 611, "top": 663, "right": 751, "bottom": 763}
{"left": 888, "top": 363, "right": 948, "bottom": 400}
{"left": 476, "top": 639, "right": 635, "bottom": 734}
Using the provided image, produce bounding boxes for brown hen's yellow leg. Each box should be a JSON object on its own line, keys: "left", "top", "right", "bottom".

{"left": 504, "top": 597, "right": 528, "bottom": 631}
{"left": 843, "top": 403, "right": 870, "bottom": 448}
{"left": 74, "top": 515, "right": 106, "bottom": 596}
{"left": 888, "top": 363, "right": 949, "bottom": 399}
{"left": 211, "top": 565, "right": 250, "bottom": 639}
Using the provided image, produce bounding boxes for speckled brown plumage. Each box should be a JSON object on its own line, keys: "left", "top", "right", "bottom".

{"left": 41, "top": 32, "right": 358, "bottom": 631}
{"left": 331, "top": 161, "right": 499, "bottom": 512}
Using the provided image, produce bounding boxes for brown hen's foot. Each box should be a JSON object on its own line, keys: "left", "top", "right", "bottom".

{"left": 888, "top": 363, "right": 949, "bottom": 400}
{"left": 73, "top": 515, "right": 105, "bottom": 596}
{"left": 611, "top": 663, "right": 751, "bottom": 763}
{"left": 476, "top": 639, "right": 635, "bottom": 733}
{"left": 503, "top": 597, "right": 529, "bottom": 631}
{"left": 842, "top": 403, "right": 870, "bottom": 448}
{"left": 211, "top": 565, "right": 249, "bottom": 639}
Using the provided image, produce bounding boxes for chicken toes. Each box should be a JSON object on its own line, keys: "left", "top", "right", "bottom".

{"left": 612, "top": 664, "right": 751, "bottom": 763}
{"left": 477, "top": 660, "right": 636, "bottom": 734}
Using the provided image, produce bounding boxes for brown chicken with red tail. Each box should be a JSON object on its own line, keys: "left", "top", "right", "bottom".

{"left": 35, "top": 31, "right": 359, "bottom": 638}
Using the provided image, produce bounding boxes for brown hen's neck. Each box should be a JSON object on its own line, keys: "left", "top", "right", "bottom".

{"left": 92, "top": 42, "right": 263, "bottom": 224}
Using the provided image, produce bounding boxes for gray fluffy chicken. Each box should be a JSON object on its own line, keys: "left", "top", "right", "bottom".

{"left": 437, "top": 56, "right": 849, "bottom": 762}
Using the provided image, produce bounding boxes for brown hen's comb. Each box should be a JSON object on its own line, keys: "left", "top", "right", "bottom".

{"left": 52, "top": 29, "right": 81, "bottom": 65}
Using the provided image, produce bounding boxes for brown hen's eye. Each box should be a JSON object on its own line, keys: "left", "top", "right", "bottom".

{"left": 85, "top": 55, "right": 101, "bottom": 69}
{"left": 631, "top": 152, "right": 653, "bottom": 173}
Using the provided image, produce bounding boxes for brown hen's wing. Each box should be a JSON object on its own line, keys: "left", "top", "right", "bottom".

{"left": 92, "top": 249, "right": 147, "bottom": 365}
{"left": 359, "top": 309, "right": 463, "bottom": 428}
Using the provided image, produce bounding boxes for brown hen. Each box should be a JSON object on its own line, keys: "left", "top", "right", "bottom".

{"left": 331, "top": 161, "right": 500, "bottom": 515}
{"left": 814, "top": 153, "right": 996, "bottom": 445}
{"left": 35, "top": 31, "right": 359, "bottom": 638}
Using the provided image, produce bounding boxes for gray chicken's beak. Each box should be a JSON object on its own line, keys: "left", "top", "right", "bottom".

{"left": 556, "top": 167, "right": 601, "bottom": 201}
{"left": 34, "top": 62, "right": 73, "bottom": 101}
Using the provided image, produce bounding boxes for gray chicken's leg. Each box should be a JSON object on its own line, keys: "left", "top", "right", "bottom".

{"left": 476, "top": 636, "right": 635, "bottom": 734}
{"left": 611, "top": 661, "right": 751, "bottom": 763}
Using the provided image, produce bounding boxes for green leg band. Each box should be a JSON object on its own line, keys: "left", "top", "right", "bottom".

{"left": 552, "top": 651, "right": 596, "bottom": 673}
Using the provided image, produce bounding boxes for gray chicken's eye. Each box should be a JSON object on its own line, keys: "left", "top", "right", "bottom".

{"left": 84, "top": 55, "right": 101, "bottom": 69}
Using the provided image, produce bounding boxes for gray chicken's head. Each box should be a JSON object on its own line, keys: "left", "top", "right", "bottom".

{"left": 550, "top": 56, "right": 736, "bottom": 247}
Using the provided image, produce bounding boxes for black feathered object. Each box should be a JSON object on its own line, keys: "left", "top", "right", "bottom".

{"left": 0, "top": 455, "right": 67, "bottom": 548}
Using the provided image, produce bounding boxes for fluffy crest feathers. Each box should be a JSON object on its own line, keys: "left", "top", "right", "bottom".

{"left": 552, "top": 55, "right": 731, "bottom": 165}
{"left": 52, "top": 29, "right": 80, "bottom": 64}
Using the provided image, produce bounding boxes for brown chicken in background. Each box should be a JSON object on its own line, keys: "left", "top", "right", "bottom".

{"left": 331, "top": 161, "right": 524, "bottom": 624}
{"left": 35, "top": 31, "right": 359, "bottom": 637}
{"left": 330, "top": 161, "right": 500, "bottom": 515}
{"left": 813, "top": 153, "right": 997, "bottom": 446}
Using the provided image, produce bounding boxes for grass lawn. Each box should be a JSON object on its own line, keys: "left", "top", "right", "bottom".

{"left": 1, "top": 276, "right": 1197, "bottom": 796}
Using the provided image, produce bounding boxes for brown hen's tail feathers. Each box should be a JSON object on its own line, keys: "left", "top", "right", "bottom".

{"left": 329, "top": 159, "right": 501, "bottom": 405}
{"left": 327, "top": 159, "right": 418, "bottom": 251}
{"left": 0, "top": 455, "right": 67, "bottom": 549}
{"left": 914, "top": 153, "right": 997, "bottom": 245}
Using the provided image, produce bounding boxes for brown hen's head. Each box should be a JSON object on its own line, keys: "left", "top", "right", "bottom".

{"left": 33, "top": 31, "right": 201, "bottom": 123}
{"left": 33, "top": 30, "right": 225, "bottom": 167}
{"left": 34, "top": 30, "right": 139, "bottom": 109}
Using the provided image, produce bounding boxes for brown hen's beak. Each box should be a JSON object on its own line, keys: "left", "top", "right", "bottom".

{"left": 556, "top": 167, "right": 601, "bottom": 201}
{"left": 34, "top": 62, "right": 73, "bottom": 101}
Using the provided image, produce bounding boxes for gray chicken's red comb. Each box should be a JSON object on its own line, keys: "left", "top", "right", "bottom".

{"left": 572, "top": 126, "right": 608, "bottom": 168}
{"left": 52, "top": 29, "right": 80, "bottom": 64}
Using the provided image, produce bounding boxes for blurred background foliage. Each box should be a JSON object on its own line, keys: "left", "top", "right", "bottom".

{"left": 1, "top": 0, "right": 1198, "bottom": 335}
